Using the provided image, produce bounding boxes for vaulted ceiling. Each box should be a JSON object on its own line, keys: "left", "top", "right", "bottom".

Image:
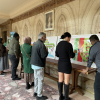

{"left": 0, "top": 0, "right": 50, "bottom": 24}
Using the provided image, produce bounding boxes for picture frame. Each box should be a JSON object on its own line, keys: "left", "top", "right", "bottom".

{"left": 45, "top": 10, "right": 54, "bottom": 31}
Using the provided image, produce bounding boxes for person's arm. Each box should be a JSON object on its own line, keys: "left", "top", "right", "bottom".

{"left": 69, "top": 44, "right": 76, "bottom": 58}
{"left": 1, "top": 45, "right": 6, "bottom": 54}
{"left": 40, "top": 44, "right": 48, "bottom": 58}
{"left": 55, "top": 45, "right": 59, "bottom": 57}
{"left": 2, "top": 45, "right": 6, "bottom": 53}
{"left": 14, "top": 41, "right": 19, "bottom": 58}
{"left": 87, "top": 47, "right": 95, "bottom": 68}
{"left": 19, "top": 44, "right": 21, "bottom": 57}
{"left": 82, "top": 47, "right": 95, "bottom": 74}
{"left": 29, "top": 45, "right": 32, "bottom": 57}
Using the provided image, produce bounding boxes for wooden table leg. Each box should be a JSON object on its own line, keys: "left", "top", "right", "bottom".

{"left": 69, "top": 69, "right": 84, "bottom": 95}
{"left": 75, "top": 71, "right": 84, "bottom": 95}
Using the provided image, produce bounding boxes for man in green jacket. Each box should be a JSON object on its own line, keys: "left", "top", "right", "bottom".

{"left": 8, "top": 33, "right": 21, "bottom": 80}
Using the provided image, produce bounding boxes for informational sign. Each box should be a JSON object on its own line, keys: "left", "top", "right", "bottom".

{"left": 44, "top": 36, "right": 57, "bottom": 59}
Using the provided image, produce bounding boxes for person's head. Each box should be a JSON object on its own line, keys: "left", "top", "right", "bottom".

{"left": 23, "top": 37, "right": 31, "bottom": 45}
{"left": 38, "top": 32, "right": 46, "bottom": 43}
{"left": 13, "top": 33, "right": 19, "bottom": 40}
{"left": 0, "top": 38, "right": 3, "bottom": 44}
{"left": 61, "top": 32, "right": 71, "bottom": 42}
{"left": 89, "top": 35, "right": 99, "bottom": 45}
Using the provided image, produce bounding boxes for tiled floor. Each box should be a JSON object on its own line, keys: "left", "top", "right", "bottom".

{"left": 0, "top": 71, "right": 59, "bottom": 100}
{"left": 2, "top": 63, "right": 94, "bottom": 100}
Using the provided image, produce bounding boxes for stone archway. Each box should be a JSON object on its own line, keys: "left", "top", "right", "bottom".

{"left": 21, "top": 24, "right": 28, "bottom": 44}
{"left": 57, "top": 14, "right": 66, "bottom": 36}
{"left": 36, "top": 20, "right": 44, "bottom": 40}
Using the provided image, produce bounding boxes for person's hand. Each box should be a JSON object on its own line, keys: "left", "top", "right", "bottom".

{"left": 81, "top": 67, "right": 89, "bottom": 74}
{"left": 81, "top": 69, "right": 88, "bottom": 74}
{"left": 16, "top": 54, "right": 19, "bottom": 59}
{"left": 16, "top": 56, "right": 19, "bottom": 59}
{"left": 74, "top": 50, "right": 77, "bottom": 53}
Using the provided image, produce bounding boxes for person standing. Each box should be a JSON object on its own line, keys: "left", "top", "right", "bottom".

{"left": 8, "top": 33, "right": 21, "bottom": 80}
{"left": 55, "top": 32, "right": 77, "bottom": 100}
{"left": 82, "top": 35, "right": 100, "bottom": 100}
{"left": 0, "top": 38, "right": 9, "bottom": 75}
{"left": 30, "top": 32, "right": 48, "bottom": 100}
{"left": 21, "top": 37, "right": 34, "bottom": 89}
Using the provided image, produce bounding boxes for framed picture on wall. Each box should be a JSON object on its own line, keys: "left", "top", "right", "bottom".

{"left": 45, "top": 10, "right": 54, "bottom": 31}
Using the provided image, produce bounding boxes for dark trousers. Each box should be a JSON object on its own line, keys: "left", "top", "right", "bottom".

{"left": 8, "top": 54, "right": 19, "bottom": 79}
{"left": 94, "top": 72, "right": 100, "bottom": 100}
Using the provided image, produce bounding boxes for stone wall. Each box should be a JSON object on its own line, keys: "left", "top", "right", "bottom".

{"left": 12, "top": 0, "right": 100, "bottom": 44}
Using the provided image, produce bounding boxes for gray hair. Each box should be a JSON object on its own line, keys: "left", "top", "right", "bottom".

{"left": 38, "top": 32, "right": 46, "bottom": 39}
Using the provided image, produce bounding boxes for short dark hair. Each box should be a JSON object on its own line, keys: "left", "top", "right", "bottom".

{"left": 61, "top": 32, "right": 71, "bottom": 39}
{"left": 89, "top": 35, "right": 99, "bottom": 41}
{"left": 13, "top": 33, "right": 19, "bottom": 38}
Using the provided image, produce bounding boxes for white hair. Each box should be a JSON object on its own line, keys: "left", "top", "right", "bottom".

{"left": 38, "top": 32, "right": 46, "bottom": 39}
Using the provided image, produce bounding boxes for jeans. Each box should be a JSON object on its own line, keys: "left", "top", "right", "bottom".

{"left": 8, "top": 54, "right": 19, "bottom": 79}
{"left": 94, "top": 72, "right": 100, "bottom": 100}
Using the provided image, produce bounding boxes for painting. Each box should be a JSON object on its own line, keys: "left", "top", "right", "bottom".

{"left": 45, "top": 10, "right": 54, "bottom": 31}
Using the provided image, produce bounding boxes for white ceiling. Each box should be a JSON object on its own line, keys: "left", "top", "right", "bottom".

{"left": 0, "top": 0, "right": 50, "bottom": 24}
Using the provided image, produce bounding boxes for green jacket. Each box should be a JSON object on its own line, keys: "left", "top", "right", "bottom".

{"left": 8, "top": 37, "right": 21, "bottom": 56}
{"left": 21, "top": 43, "right": 34, "bottom": 73}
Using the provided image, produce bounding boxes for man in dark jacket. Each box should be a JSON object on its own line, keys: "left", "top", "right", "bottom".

{"left": 82, "top": 35, "right": 100, "bottom": 100}
{"left": 31, "top": 32, "right": 48, "bottom": 100}
{"left": 8, "top": 33, "right": 21, "bottom": 80}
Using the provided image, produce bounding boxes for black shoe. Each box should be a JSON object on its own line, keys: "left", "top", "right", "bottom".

{"left": 11, "top": 74, "right": 18, "bottom": 78}
{"left": 2, "top": 71, "right": 6, "bottom": 73}
{"left": 36, "top": 96, "right": 48, "bottom": 100}
{"left": 12, "top": 77, "right": 21, "bottom": 80}
{"left": 26, "top": 82, "right": 30, "bottom": 89}
{"left": 0, "top": 73, "right": 5, "bottom": 76}
{"left": 31, "top": 82, "right": 34, "bottom": 87}
{"left": 33, "top": 92, "right": 37, "bottom": 97}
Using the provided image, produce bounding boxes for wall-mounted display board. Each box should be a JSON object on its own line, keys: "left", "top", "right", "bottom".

{"left": 46, "top": 34, "right": 100, "bottom": 68}
{"left": 44, "top": 36, "right": 57, "bottom": 59}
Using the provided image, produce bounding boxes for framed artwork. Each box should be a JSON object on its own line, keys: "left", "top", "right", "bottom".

{"left": 45, "top": 10, "right": 54, "bottom": 31}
